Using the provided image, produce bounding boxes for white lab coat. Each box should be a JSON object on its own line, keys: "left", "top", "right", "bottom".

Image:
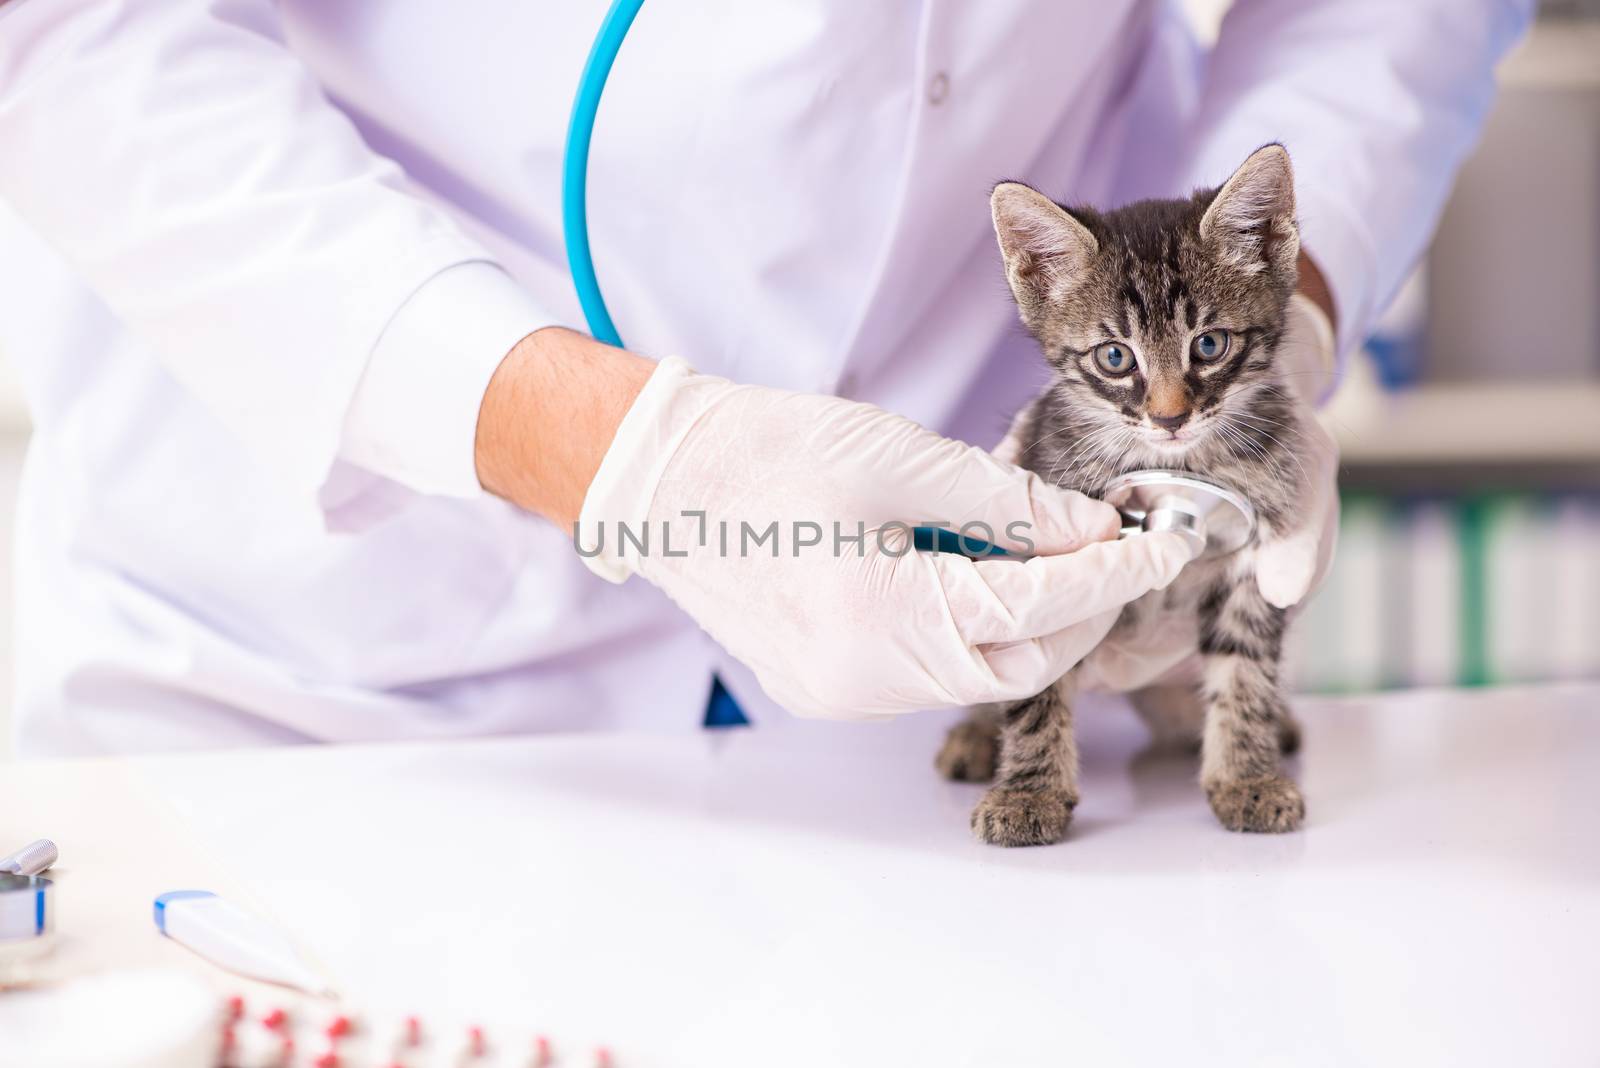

{"left": 0, "top": 0, "right": 1530, "bottom": 753}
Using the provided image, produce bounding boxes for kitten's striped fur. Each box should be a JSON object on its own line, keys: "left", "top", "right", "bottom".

{"left": 939, "top": 145, "right": 1312, "bottom": 845}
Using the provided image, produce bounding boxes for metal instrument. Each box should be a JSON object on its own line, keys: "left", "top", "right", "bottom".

{"left": 1104, "top": 470, "right": 1258, "bottom": 561}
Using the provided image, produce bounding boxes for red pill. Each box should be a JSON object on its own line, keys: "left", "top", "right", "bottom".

{"left": 261, "top": 1007, "right": 288, "bottom": 1031}
{"left": 403, "top": 1015, "right": 423, "bottom": 1047}
{"left": 532, "top": 1035, "right": 553, "bottom": 1067}
{"left": 226, "top": 995, "right": 245, "bottom": 1021}
{"left": 325, "top": 1015, "right": 353, "bottom": 1039}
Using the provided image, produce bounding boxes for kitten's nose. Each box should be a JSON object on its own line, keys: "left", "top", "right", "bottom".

{"left": 1150, "top": 410, "right": 1190, "bottom": 431}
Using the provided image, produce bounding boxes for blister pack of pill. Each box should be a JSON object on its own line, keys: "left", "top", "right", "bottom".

{"left": 215, "top": 995, "right": 615, "bottom": 1068}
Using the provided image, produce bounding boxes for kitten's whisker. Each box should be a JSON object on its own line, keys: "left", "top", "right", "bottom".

{"left": 1057, "top": 424, "right": 1124, "bottom": 489}
{"left": 1042, "top": 425, "right": 1094, "bottom": 485}
{"left": 1246, "top": 379, "right": 1359, "bottom": 439}
{"left": 1219, "top": 413, "right": 1281, "bottom": 462}
{"left": 1252, "top": 375, "right": 1363, "bottom": 441}
{"left": 1042, "top": 421, "right": 1121, "bottom": 489}
{"left": 1054, "top": 422, "right": 1127, "bottom": 491}
{"left": 1219, "top": 413, "right": 1313, "bottom": 493}
{"left": 1224, "top": 410, "right": 1307, "bottom": 438}
{"left": 1214, "top": 416, "right": 1277, "bottom": 475}
{"left": 1019, "top": 420, "right": 1082, "bottom": 457}
{"left": 1259, "top": 369, "right": 1333, "bottom": 381}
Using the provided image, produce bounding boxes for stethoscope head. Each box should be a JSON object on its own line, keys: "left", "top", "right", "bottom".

{"left": 1103, "top": 470, "right": 1257, "bottom": 561}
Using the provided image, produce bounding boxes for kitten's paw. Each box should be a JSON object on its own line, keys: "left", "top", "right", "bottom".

{"left": 1206, "top": 774, "right": 1305, "bottom": 833}
{"left": 971, "top": 787, "right": 1076, "bottom": 847}
{"left": 1277, "top": 716, "right": 1303, "bottom": 756}
{"left": 936, "top": 720, "right": 999, "bottom": 783}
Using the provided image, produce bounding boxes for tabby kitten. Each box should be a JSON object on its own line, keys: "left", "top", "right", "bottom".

{"left": 938, "top": 144, "right": 1312, "bottom": 845}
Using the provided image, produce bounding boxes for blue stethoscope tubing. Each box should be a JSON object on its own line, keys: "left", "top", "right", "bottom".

{"left": 562, "top": 0, "right": 645, "bottom": 349}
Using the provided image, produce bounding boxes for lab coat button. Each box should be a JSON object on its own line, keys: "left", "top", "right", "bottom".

{"left": 927, "top": 72, "right": 950, "bottom": 106}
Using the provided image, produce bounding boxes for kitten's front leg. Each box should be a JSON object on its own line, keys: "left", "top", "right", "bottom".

{"left": 971, "top": 676, "right": 1079, "bottom": 847}
{"left": 1197, "top": 575, "right": 1305, "bottom": 833}
{"left": 1131, "top": 681, "right": 1302, "bottom": 755}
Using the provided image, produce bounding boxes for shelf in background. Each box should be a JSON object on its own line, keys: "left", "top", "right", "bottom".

{"left": 1498, "top": 20, "right": 1600, "bottom": 91}
{"left": 1322, "top": 351, "right": 1600, "bottom": 470}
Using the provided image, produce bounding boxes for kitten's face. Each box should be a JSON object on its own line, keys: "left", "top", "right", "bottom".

{"left": 992, "top": 145, "right": 1300, "bottom": 463}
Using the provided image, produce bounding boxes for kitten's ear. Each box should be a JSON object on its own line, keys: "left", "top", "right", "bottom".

{"left": 1200, "top": 144, "right": 1299, "bottom": 277}
{"left": 991, "top": 182, "right": 1098, "bottom": 312}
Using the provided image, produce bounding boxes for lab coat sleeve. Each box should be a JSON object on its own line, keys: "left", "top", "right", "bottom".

{"left": 0, "top": 0, "right": 550, "bottom": 507}
{"left": 1182, "top": 0, "right": 1535, "bottom": 366}
{"left": 344, "top": 262, "right": 551, "bottom": 499}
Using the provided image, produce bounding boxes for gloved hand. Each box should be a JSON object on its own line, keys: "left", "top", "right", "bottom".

{"left": 1067, "top": 293, "right": 1342, "bottom": 694}
{"left": 578, "top": 358, "right": 1197, "bottom": 719}
{"left": 1252, "top": 295, "right": 1341, "bottom": 611}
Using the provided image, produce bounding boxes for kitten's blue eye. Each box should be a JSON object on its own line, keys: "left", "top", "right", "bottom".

{"left": 1093, "top": 342, "right": 1136, "bottom": 376}
{"left": 1191, "top": 329, "right": 1231, "bottom": 362}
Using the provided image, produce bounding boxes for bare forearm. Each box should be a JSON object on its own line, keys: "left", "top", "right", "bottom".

{"left": 474, "top": 327, "right": 655, "bottom": 528}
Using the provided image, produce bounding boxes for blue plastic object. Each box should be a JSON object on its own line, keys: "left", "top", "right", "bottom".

{"left": 152, "top": 889, "right": 215, "bottom": 934}
{"left": 563, "top": 0, "right": 645, "bottom": 348}
{"left": 704, "top": 675, "right": 748, "bottom": 728}
{"left": 912, "top": 527, "right": 1010, "bottom": 557}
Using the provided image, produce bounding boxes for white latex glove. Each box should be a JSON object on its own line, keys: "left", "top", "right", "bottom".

{"left": 1253, "top": 295, "right": 1341, "bottom": 610}
{"left": 578, "top": 358, "right": 1197, "bottom": 719}
{"left": 1071, "top": 293, "right": 1342, "bottom": 694}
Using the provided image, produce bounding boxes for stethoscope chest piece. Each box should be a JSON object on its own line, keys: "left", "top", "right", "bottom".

{"left": 1104, "top": 470, "right": 1257, "bottom": 561}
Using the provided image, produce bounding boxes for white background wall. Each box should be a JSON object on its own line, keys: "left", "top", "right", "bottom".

{"left": 0, "top": 430, "right": 25, "bottom": 761}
